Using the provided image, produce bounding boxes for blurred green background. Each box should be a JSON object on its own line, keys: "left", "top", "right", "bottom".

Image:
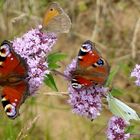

{"left": 0, "top": 0, "right": 140, "bottom": 139}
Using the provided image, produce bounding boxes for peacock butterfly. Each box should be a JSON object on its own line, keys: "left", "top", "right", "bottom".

{"left": 71, "top": 40, "right": 110, "bottom": 89}
{"left": 0, "top": 40, "right": 29, "bottom": 119}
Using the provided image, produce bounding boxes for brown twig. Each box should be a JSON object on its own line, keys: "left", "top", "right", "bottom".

{"left": 52, "top": 69, "right": 71, "bottom": 80}
{"left": 131, "top": 17, "right": 140, "bottom": 59}
{"left": 131, "top": 133, "right": 140, "bottom": 139}
{"left": 113, "top": 50, "right": 140, "bottom": 63}
{"left": 16, "top": 115, "right": 39, "bottom": 140}
{"left": 91, "top": 0, "right": 103, "bottom": 41}
{"left": 43, "top": 92, "right": 68, "bottom": 96}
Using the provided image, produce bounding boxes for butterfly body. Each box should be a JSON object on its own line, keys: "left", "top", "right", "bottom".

{"left": 0, "top": 40, "right": 28, "bottom": 119}
{"left": 71, "top": 40, "right": 110, "bottom": 89}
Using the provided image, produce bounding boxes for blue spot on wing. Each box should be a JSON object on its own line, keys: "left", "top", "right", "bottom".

{"left": 97, "top": 59, "right": 104, "bottom": 66}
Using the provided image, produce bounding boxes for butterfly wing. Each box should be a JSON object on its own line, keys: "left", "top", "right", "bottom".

{"left": 1, "top": 81, "right": 28, "bottom": 119}
{"left": 71, "top": 40, "right": 110, "bottom": 89}
{"left": 107, "top": 94, "right": 140, "bottom": 122}
{"left": 42, "top": 2, "right": 71, "bottom": 33}
{"left": 0, "top": 40, "right": 28, "bottom": 119}
{"left": 0, "top": 40, "right": 27, "bottom": 79}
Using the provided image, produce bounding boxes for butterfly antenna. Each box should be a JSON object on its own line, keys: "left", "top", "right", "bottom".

{"left": 52, "top": 69, "right": 71, "bottom": 80}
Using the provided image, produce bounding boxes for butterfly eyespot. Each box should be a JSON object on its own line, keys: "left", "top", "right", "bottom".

{"left": 6, "top": 107, "right": 11, "bottom": 112}
{"left": 5, "top": 104, "right": 17, "bottom": 118}
{"left": 81, "top": 43, "right": 92, "bottom": 53}
{"left": 79, "top": 43, "right": 92, "bottom": 56}
{"left": 81, "top": 40, "right": 94, "bottom": 52}
{"left": 97, "top": 59, "right": 104, "bottom": 65}
{"left": 0, "top": 44, "right": 10, "bottom": 57}
{"left": 93, "top": 59, "right": 104, "bottom": 67}
{"left": 1, "top": 49, "right": 6, "bottom": 53}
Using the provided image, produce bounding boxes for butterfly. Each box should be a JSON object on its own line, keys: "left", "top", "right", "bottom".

{"left": 107, "top": 93, "right": 140, "bottom": 122}
{"left": 0, "top": 40, "right": 28, "bottom": 119}
{"left": 71, "top": 40, "right": 110, "bottom": 89}
{"left": 42, "top": 2, "right": 71, "bottom": 33}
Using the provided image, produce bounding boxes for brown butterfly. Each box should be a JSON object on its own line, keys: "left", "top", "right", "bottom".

{"left": 42, "top": 2, "right": 71, "bottom": 33}
{"left": 0, "top": 40, "right": 29, "bottom": 119}
{"left": 71, "top": 40, "right": 110, "bottom": 89}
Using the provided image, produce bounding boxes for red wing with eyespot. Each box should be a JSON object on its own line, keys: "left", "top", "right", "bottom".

{"left": 71, "top": 40, "right": 110, "bottom": 89}
{"left": 0, "top": 40, "right": 28, "bottom": 119}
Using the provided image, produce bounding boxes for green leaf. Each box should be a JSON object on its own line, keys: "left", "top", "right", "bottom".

{"left": 44, "top": 74, "right": 58, "bottom": 91}
{"left": 48, "top": 63, "right": 60, "bottom": 69}
{"left": 111, "top": 88, "right": 123, "bottom": 96}
{"left": 126, "top": 125, "right": 135, "bottom": 133}
{"left": 47, "top": 52, "right": 67, "bottom": 63}
{"left": 47, "top": 52, "right": 67, "bottom": 69}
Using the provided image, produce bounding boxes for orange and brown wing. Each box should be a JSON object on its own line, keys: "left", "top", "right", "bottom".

{"left": 42, "top": 2, "right": 71, "bottom": 33}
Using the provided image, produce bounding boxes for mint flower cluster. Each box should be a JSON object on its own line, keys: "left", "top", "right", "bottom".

{"left": 12, "top": 26, "right": 57, "bottom": 94}
{"left": 64, "top": 58, "right": 107, "bottom": 120}
{"left": 107, "top": 116, "right": 130, "bottom": 140}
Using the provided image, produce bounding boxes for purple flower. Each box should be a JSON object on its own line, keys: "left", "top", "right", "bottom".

{"left": 131, "top": 64, "right": 140, "bottom": 86}
{"left": 68, "top": 85, "right": 107, "bottom": 120}
{"left": 107, "top": 116, "right": 130, "bottom": 140}
{"left": 64, "top": 58, "right": 77, "bottom": 79}
{"left": 12, "top": 26, "right": 57, "bottom": 94}
{"left": 64, "top": 58, "right": 108, "bottom": 120}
